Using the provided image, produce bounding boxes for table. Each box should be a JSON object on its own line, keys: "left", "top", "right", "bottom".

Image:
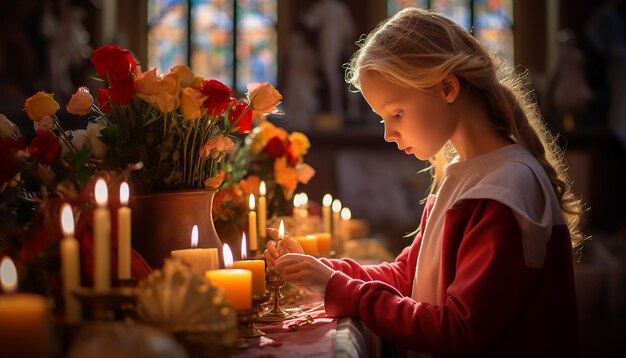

{"left": 231, "top": 301, "right": 372, "bottom": 357}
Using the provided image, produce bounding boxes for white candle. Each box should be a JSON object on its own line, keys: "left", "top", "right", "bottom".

{"left": 258, "top": 181, "right": 267, "bottom": 241}
{"left": 341, "top": 207, "right": 352, "bottom": 242}
{"left": 331, "top": 199, "right": 342, "bottom": 254}
{"left": 300, "top": 193, "right": 309, "bottom": 219}
{"left": 292, "top": 193, "right": 301, "bottom": 236}
{"left": 94, "top": 178, "right": 111, "bottom": 292}
{"left": 322, "top": 194, "right": 332, "bottom": 234}
{"left": 60, "top": 204, "right": 81, "bottom": 323}
{"left": 248, "top": 193, "right": 258, "bottom": 251}
{"left": 118, "top": 182, "right": 131, "bottom": 280}
{"left": 0, "top": 257, "right": 50, "bottom": 357}
{"left": 171, "top": 225, "right": 219, "bottom": 277}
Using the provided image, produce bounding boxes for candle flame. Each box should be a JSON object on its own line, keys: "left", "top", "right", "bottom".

{"left": 95, "top": 178, "right": 108, "bottom": 207}
{"left": 332, "top": 199, "right": 342, "bottom": 213}
{"left": 293, "top": 193, "right": 301, "bottom": 208}
{"left": 61, "top": 203, "right": 75, "bottom": 237}
{"left": 241, "top": 233, "right": 247, "bottom": 260}
{"left": 120, "top": 182, "right": 129, "bottom": 206}
{"left": 223, "top": 243, "right": 234, "bottom": 268}
{"left": 0, "top": 256, "right": 18, "bottom": 293}
{"left": 323, "top": 194, "right": 333, "bottom": 207}
{"left": 341, "top": 207, "right": 352, "bottom": 221}
{"left": 191, "top": 225, "right": 199, "bottom": 248}
{"left": 301, "top": 193, "right": 308, "bottom": 205}
{"left": 249, "top": 193, "right": 256, "bottom": 210}
{"left": 278, "top": 220, "right": 285, "bottom": 240}
{"left": 260, "top": 181, "right": 266, "bottom": 196}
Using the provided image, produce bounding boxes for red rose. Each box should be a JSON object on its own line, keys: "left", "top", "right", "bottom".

{"left": 229, "top": 98, "right": 253, "bottom": 133}
{"left": 197, "top": 80, "right": 233, "bottom": 116}
{"left": 264, "top": 136, "right": 285, "bottom": 159}
{"left": 285, "top": 140, "right": 297, "bottom": 166}
{"left": 108, "top": 73, "right": 136, "bottom": 104}
{"left": 28, "top": 131, "right": 62, "bottom": 164}
{"left": 91, "top": 45, "right": 138, "bottom": 80}
{"left": 98, "top": 88, "right": 111, "bottom": 112}
{"left": 0, "top": 137, "right": 26, "bottom": 184}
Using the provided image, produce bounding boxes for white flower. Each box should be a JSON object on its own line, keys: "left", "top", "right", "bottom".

{"left": 86, "top": 119, "right": 109, "bottom": 158}
{"left": 0, "top": 114, "right": 20, "bottom": 138}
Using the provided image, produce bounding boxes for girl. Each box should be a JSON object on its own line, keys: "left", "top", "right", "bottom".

{"left": 265, "top": 8, "right": 582, "bottom": 357}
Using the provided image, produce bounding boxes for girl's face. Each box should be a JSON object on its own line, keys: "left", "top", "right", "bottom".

{"left": 360, "top": 73, "right": 458, "bottom": 161}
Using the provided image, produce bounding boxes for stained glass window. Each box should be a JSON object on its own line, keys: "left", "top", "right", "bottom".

{"left": 387, "top": 0, "right": 514, "bottom": 65}
{"left": 148, "top": 0, "right": 189, "bottom": 74}
{"left": 148, "top": 0, "right": 277, "bottom": 92}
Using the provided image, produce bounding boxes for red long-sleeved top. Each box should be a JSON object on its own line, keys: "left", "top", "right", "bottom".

{"left": 321, "top": 196, "right": 579, "bottom": 357}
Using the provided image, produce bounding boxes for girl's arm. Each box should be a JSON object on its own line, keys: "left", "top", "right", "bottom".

{"left": 323, "top": 199, "right": 546, "bottom": 356}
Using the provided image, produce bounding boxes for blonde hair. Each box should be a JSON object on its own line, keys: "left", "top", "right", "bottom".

{"left": 345, "top": 8, "right": 584, "bottom": 248}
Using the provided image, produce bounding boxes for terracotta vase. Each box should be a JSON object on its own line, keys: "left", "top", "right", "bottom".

{"left": 131, "top": 189, "right": 223, "bottom": 268}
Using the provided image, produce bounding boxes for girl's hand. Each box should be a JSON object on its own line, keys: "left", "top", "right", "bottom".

{"left": 263, "top": 227, "right": 304, "bottom": 270}
{"left": 275, "top": 253, "right": 335, "bottom": 295}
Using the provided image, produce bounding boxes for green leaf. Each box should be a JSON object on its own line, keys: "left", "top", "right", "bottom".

{"left": 68, "top": 149, "right": 92, "bottom": 170}
{"left": 89, "top": 74, "right": 105, "bottom": 82}
{"left": 99, "top": 125, "right": 120, "bottom": 145}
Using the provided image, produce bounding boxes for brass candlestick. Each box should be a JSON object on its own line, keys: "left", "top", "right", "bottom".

{"left": 72, "top": 287, "right": 136, "bottom": 321}
{"left": 260, "top": 280, "right": 290, "bottom": 322}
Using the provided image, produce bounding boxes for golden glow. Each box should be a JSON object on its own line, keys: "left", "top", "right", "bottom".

{"left": 223, "top": 243, "right": 234, "bottom": 268}
{"left": 191, "top": 225, "right": 199, "bottom": 248}
{"left": 94, "top": 178, "right": 108, "bottom": 207}
{"left": 0, "top": 256, "right": 18, "bottom": 293}
{"left": 323, "top": 193, "right": 332, "bottom": 207}
{"left": 332, "top": 199, "right": 342, "bottom": 213}
{"left": 119, "top": 182, "right": 129, "bottom": 206}
{"left": 60, "top": 203, "right": 74, "bottom": 237}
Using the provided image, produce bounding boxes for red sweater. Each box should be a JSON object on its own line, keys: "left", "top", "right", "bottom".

{"left": 322, "top": 196, "right": 579, "bottom": 357}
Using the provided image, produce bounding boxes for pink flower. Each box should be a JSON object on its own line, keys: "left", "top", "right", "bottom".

{"left": 199, "top": 134, "right": 235, "bottom": 159}
{"left": 33, "top": 116, "right": 54, "bottom": 132}
{"left": 66, "top": 87, "right": 94, "bottom": 115}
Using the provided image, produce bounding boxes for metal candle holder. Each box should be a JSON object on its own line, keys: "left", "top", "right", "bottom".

{"left": 260, "top": 280, "right": 290, "bottom": 322}
{"left": 72, "top": 287, "right": 136, "bottom": 321}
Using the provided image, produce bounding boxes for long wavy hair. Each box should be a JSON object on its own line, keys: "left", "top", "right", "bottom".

{"left": 345, "top": 8, "right": 584, "bottom": 248}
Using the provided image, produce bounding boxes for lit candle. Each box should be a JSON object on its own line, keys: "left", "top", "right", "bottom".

{"left": 60, "top": 204, "right": 81, "bottom": 323}
{"left": 232, "top": 234, "right": 266, "bottom": 296}
{"left": 300, "top": 193, "right": 309, "bottom": 219}
{"left": 258, "top": 181, "right": 267, "bottom": 241}
{"left": 205, "top": 244, "right": 252, "bottom": 311}
{"left": 292, "top": 193, "right": 301, "bottom": 236}
{"left": 314, "top": 232, "right": 332, "bottom": 256}
{"left": 341, "top": 207, "right": 352, "bottom": 242}
{"left": 248, "top": 193, "right": 258, "bottom": 252}
{"left": 0, "top": 257, "right": 50, "bottom": 357}
{"left": 94, "top": 178, "right": 111, "bottom": 292}
{"left": 331, "top": 199, "right": 342, "bottom": 254}
{"left": 171, "top": 225, "right": 219, "bottom": 277}
{"left": 293, "top": 234, "right": 318, "bottom": 256}
{"left": 322, "top": 194, "right": 332, "bottom": 234}
{"left": 278, "top": 219, "right": 285, "bottom": 240}
{"left": 118, "top": 182, "right": 131, "bottom": 280}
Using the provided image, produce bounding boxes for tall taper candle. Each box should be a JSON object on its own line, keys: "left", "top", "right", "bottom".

{"left": 248, "top": 193, "right": 258, "bottom": 251}
{"left": 118, "top": 182, "right": 131, "bottom": 280}
{"left": 331, "top": 199, "right": 342, "bottom": 253}
{"left": 258, "top": 181, "right": 267, "bottom": 241}
{"left": 322, "top": 194, "right": 332, "bottom": 234}
{"left": 94, "top": 178, "right": 110, "bottom": 292}
{"left": 341, "top": 207, "right": 352, "bottom": 242}
{"left": 60, "top": 204, "right": 81, "bottom": 323}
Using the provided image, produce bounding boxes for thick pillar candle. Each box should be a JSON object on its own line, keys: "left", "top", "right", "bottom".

{"left": 60, "top": 204, "right": 81, "bottom": 323}
{"left": 171, "top": 225, "right": 219, "bottom": 277}
{"left": 93, "top": 178, "right": 111, "bottom": 292}
{"left": 0, "top": 257, "right": 50, "bottom": 358}
{"left": 315, "top": 232, "right": 332, "bottom": 256}
{"left": 294, "top": 234, "right": 318, "bottom": 256}
{"left": 232, "top": 234, "right": 266, "bottom": 296}
{"left": 248, "top": 194, "right": 258, "bottom": 251}
{"left": 258, "top": 181, "right": 267, "bottom": 241}
{"left": 117, "top": 182, "right": 131, "bottom": 280}
{"left": 206, "top": 244, "right": 252, "bottom": 311}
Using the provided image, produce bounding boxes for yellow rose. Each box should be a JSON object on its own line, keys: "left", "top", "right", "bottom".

{"left": 246, "top": 82, "right": 283, "bottom": 116}
{"left": 136, "top": 72, "right": 180, "bottom": 113}
{"left": 180, "top": 87, "right": 206, "bottom": 120}
{"left": 66, "top": 87, "right": 94, "bottom": 115}
{"left": 170, "top": 65, "right": 202, "bottom": 88}
{"left": 23, "top": 91, "right": 60, "bottom": 121}
{"left": 288, "top": 132, "right": 310, "bottom": 158}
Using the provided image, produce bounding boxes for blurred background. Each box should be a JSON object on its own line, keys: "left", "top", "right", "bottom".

{"left": 0, "top": 0, "right": 624, "bottom": 355}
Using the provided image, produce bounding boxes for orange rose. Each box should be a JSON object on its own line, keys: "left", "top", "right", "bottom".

{"left": 135, "top": 72, "right": 180, "bottom": 113}
{"left": 246, "top": 82, "right": 283, "bottom": 116}
{"left": 296, "top": 163, "right": 315, "bottom": 184}
{"left": 239, "top": 175, "right": 260, "bottom": 196}
{"left": 66, "top": 87, "right": 94, "bottom": 115}
{"left": 170, "top": 65, "right": 203, "bottom": 88}
{"left": 23, "top": 91, "right": 60, "bottom": 121}
{"left": 204, "top": 170, "right": 226, "bottom": 189}
{"left": 274, "top": 156, "right": 298, "bottom": 193}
